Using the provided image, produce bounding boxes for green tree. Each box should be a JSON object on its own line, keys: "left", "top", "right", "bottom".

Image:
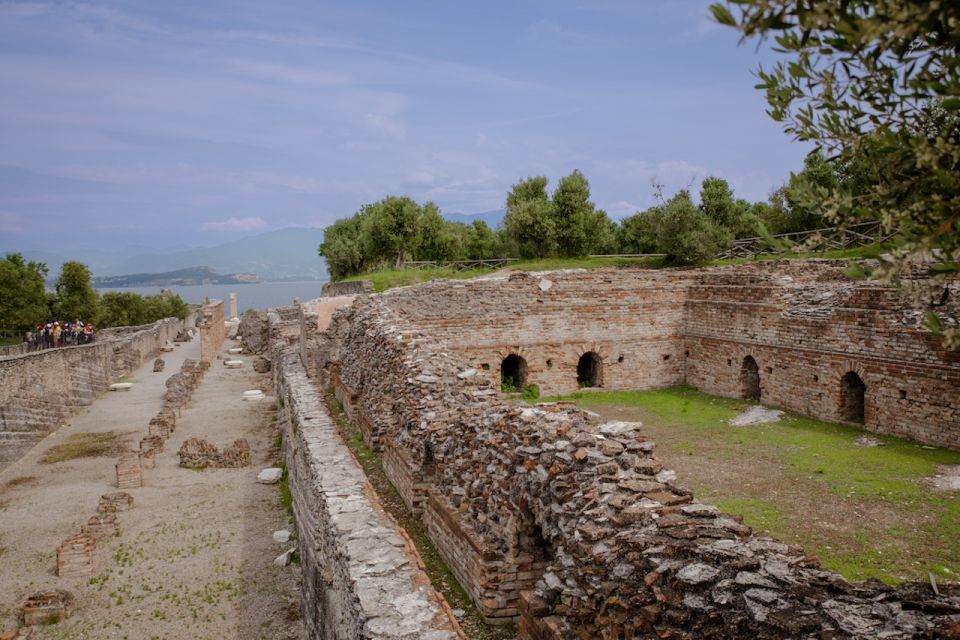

{"left": 362, "top": 196, "right": 422, "bottom": 268}
{"left": 656, "top": 191, "right": 732, "bottom": 265}
{"left": 0, "top": 253, "right": 49, "bottom": 339}
{"left": 551, "top": 170, "right": 602, "bottom": 257}
{"left": 465, "top": 221, "right": 500, "bottom": 259}
{"left": 618, "top": 209, "right": 661, "bottom": 254}
{"left": 55, "top": 261, "right": 99, "bottom": 322}
{"left": 416, "top": 203, "right": 469, "bottom": 262}
{"left": 712, "top": 0, "right": 960, "bottom": 343}
{"left": 503, "top": 177, "right": 556, "bottom": 258}
{"left": 699, "top": 177, "right": 764, "bottom": 238}
{"left": 319, "top": 214, "right": 366, "bottom": 280}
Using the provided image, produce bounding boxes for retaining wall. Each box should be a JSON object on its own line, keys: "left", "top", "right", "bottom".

{"left": 269, "top": 309, "right": 461, "bottom": 640}
{"left": 0, "top": 317, "right": 184, "bottom": 471}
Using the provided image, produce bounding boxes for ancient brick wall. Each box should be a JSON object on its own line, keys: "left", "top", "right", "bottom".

{"left": 269, "top": 309, "right": 461, "bottom": 640}
{"left": 0, "top": 317, "right": 183, "bottom": 472}
{"left": 381, "top": 269, "right": 692, "bottom": 397}
{"left": 377, "top": 262, "right": 959, "bottom": 449}
{"left": 683, "top": 264, "right": 960, "bottom": 448}
{"left": 198, "top": 300, "right": 225, "bottom": 363}
{"left": 324, "top": 294, "right": 960, "bottom": 638}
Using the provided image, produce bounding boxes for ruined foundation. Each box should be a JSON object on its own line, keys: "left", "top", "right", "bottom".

{"left": 56, "top": 534, "right": 96, "bottom": 578}
{"left": 271, "top": 261, "right": 960, "bottom": 639}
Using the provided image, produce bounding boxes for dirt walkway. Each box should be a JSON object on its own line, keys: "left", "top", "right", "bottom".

{"left": 0, "top": 338, "right": 303, "bottom": 639}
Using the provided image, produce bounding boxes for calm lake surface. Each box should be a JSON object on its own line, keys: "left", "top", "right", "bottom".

{"left": 98, "top": 281, "right": 327, "bottom": 314}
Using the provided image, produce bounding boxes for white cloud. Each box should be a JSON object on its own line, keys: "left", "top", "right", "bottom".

{"left": 200, "top": 216, "right": 267, "bottom": 231}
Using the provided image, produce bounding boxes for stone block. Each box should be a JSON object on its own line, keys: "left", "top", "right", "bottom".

{"left": 81, "top": 513, "right": 121, "bottom": 540}
{"left": 22, "top": 590, "right": 74, "bottom": 626}
{"left": 97, "top": 491, "right": 134, "bottom": 514}
{"left": 56, "top": 534, "right": 96, "bottom": 577}
{"left": 115, "top": 454, "right": 143, "bottom": 489}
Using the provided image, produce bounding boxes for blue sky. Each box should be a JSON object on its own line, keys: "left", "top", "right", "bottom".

{"left": 0, "top": 0, "right": 803, "bottom": 252}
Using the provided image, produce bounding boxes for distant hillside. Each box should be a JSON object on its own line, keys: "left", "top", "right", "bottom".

{"left": 15, "top": 227, "right": 328, "bottom": 282}
{"left": 93, "top": 266, "right": 258, "bottom": 288}
{"left": 442, "top": 210, "right": 505, "bottom": 229}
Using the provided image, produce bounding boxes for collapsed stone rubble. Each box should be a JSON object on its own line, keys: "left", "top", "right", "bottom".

{"left": 177, "top": 437, "right": 251, "bottom": 469}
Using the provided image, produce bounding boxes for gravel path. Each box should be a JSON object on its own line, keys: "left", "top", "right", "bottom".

{"left": 0, "top": 337, "right": 303, "bottom": 639}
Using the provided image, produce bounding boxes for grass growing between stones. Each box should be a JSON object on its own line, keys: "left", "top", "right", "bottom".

{"left": 544, "top": 385, "right": 960, "bottom": 585}
{"left": 40, "top": 431, "right": 133, "bottom": 463}
{"left": 323, "top": 388, "right": 516, "bottom": 640}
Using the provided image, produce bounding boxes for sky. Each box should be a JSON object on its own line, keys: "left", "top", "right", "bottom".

{"left": 0, "top": 0, "right": 805, "bottom": 252}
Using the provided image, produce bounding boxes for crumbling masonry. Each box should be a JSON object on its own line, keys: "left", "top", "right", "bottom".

{"left": 266, "top": 261, "right": 960, "bottom": 639}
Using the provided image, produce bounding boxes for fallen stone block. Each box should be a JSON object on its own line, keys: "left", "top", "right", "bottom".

{"left": 242, "top": 390, "right": 265, "bottom": 401}
{"left": 159, "top": 342, "right": 174, "bottom": 352}
{"left": 109, "top": 382, "right": 133, "bottom": 392}
{"left": 272, "top": 530, "right": 290, "bottom": 543}
{"left": 98, "top": 492, "right": 134, "bottom": 514}
{"left": 56, "top": 534, "right": 96, "bottom": 577}
{"left": 257, "top": 468, "right": 283, "bottom": 484}
{"left": 81, "top": 513, "right": 121, "bottom": 540}
{"left": 115, "top": 454, "right": 143, "bottom": 490}
{"left": 253, "top": 357, "right": 271, "bottom": 373}
{"left": 228, "top": 347, "right": 243, "bottom": 354}
{"left": 273, "top": 548, "right": 296, "bottom": 566}
{"left": 152, "top": 358, "right": 165, "bottom": 372}
{"left": 224, "top": 359, "right": 244, "bottom": 369}
{"left": 22, "top": 590, "right": 74, "bottom": 626}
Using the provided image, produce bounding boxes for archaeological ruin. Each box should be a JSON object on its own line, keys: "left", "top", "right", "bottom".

{"left": 1, "top": 265, "right": 958, "bottom": 638}
{"left": 265, "top": 260, "right": 959, "bottom": 639}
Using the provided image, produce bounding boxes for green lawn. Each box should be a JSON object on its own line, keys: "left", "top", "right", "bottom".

{"left": 542, "top": 386, "right": 960, "bottom": 584}
{"left": 335, "top": 245, "right": 885, "bottom": 293}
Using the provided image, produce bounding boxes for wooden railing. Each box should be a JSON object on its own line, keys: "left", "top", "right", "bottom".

{"left": 716, "top": 220, "right": 894, "bottom": 261}
{"left": 403, "top": 258, "right": 520, "bottom": 271}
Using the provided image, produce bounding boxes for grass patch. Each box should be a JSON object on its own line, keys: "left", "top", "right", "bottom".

{"left": 546, "top": 385, "right": 960, "bottom": 584}
{"left": 41, "top": 431, "right": 132, "bottom": 463}
{"left": 324, "top": 388, "right": 514, "bottom": 640}
{"left": 3, "top": 476, "right": 38, "bottom": 489}
{"left": 343, "top": 267, "right": 488, "bottom": 292}
{"left": 278, "top": 465, "right": 292, "bottom": 515}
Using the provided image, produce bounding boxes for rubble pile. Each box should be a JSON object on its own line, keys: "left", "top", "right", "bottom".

{"left": 327, "top": 295, "right": 960, "bottom": 638}
{"left": 177, "top": 437, "right": 250, "bottom": 469}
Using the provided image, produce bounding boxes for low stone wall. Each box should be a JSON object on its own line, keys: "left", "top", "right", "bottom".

{"left": 322, "top": 280, "right": 372, "bottom": 297}
{"left": 326, "top": 295, "right": 960, "bottom": 638}
{"left": 0, "top": 317, "right": 184, "bottom": 472}
{"left": 269, "top": 310, "right": 461, "bottom": 640}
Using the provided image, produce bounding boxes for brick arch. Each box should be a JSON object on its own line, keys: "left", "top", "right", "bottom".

{"left": 575, "top": 343, "right": 608, "bottom": 361}
{"left": 835, "top": 361, "right": 869, "bottom": 423}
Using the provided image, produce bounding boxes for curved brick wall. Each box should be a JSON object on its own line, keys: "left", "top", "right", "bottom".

{"left": 379, "top": 262, "right": 960, "bottom": 449}
{"left": 325, "top": 294, "right": 960, "bottom": 638}
{"left": 0, "top": 317, "right": 184, "bottom": 471}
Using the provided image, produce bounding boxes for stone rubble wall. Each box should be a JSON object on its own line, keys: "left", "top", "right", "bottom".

{"left": 326, "top": 294, "right": 960, "bottom": 639}
{"left": 0, "top": 317, "right": 184, "bottom": 472}
{"left": 378, "top": 262, "right": 960, "bottom": 449}
{"left": 268, "top": 309, "right": 462, "bottom": 640}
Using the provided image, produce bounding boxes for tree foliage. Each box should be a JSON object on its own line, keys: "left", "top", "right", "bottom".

{"left": 655, "top": 191, "right": 732, "bottom": 265}
{"left": 55, "top": 261, "right": 100, "bottom": 321}
{"left": 0, "top": 253, "right": 48, "bottom": 337}
{"left": 712, "top": 0, "right": 960, "bottom": 343}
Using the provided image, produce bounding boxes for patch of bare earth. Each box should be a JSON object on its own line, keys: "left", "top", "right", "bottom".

{"left": 0, "top": 339, "right": 303, "bottom": 640}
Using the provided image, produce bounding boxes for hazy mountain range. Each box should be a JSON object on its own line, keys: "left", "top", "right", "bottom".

{"left": 18, "top": 228, "right": 327, "bottom": 282}
{"left": 10, "top": 211, "right": 506, "bottom": 283}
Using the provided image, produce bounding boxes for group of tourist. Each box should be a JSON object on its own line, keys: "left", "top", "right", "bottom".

{"left": 27, "top": 321, "right": 95, "bottom": 350}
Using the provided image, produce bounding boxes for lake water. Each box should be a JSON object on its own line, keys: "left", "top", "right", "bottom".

{"left": 98, "top": 281, "right": 328, "bottom": 314}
